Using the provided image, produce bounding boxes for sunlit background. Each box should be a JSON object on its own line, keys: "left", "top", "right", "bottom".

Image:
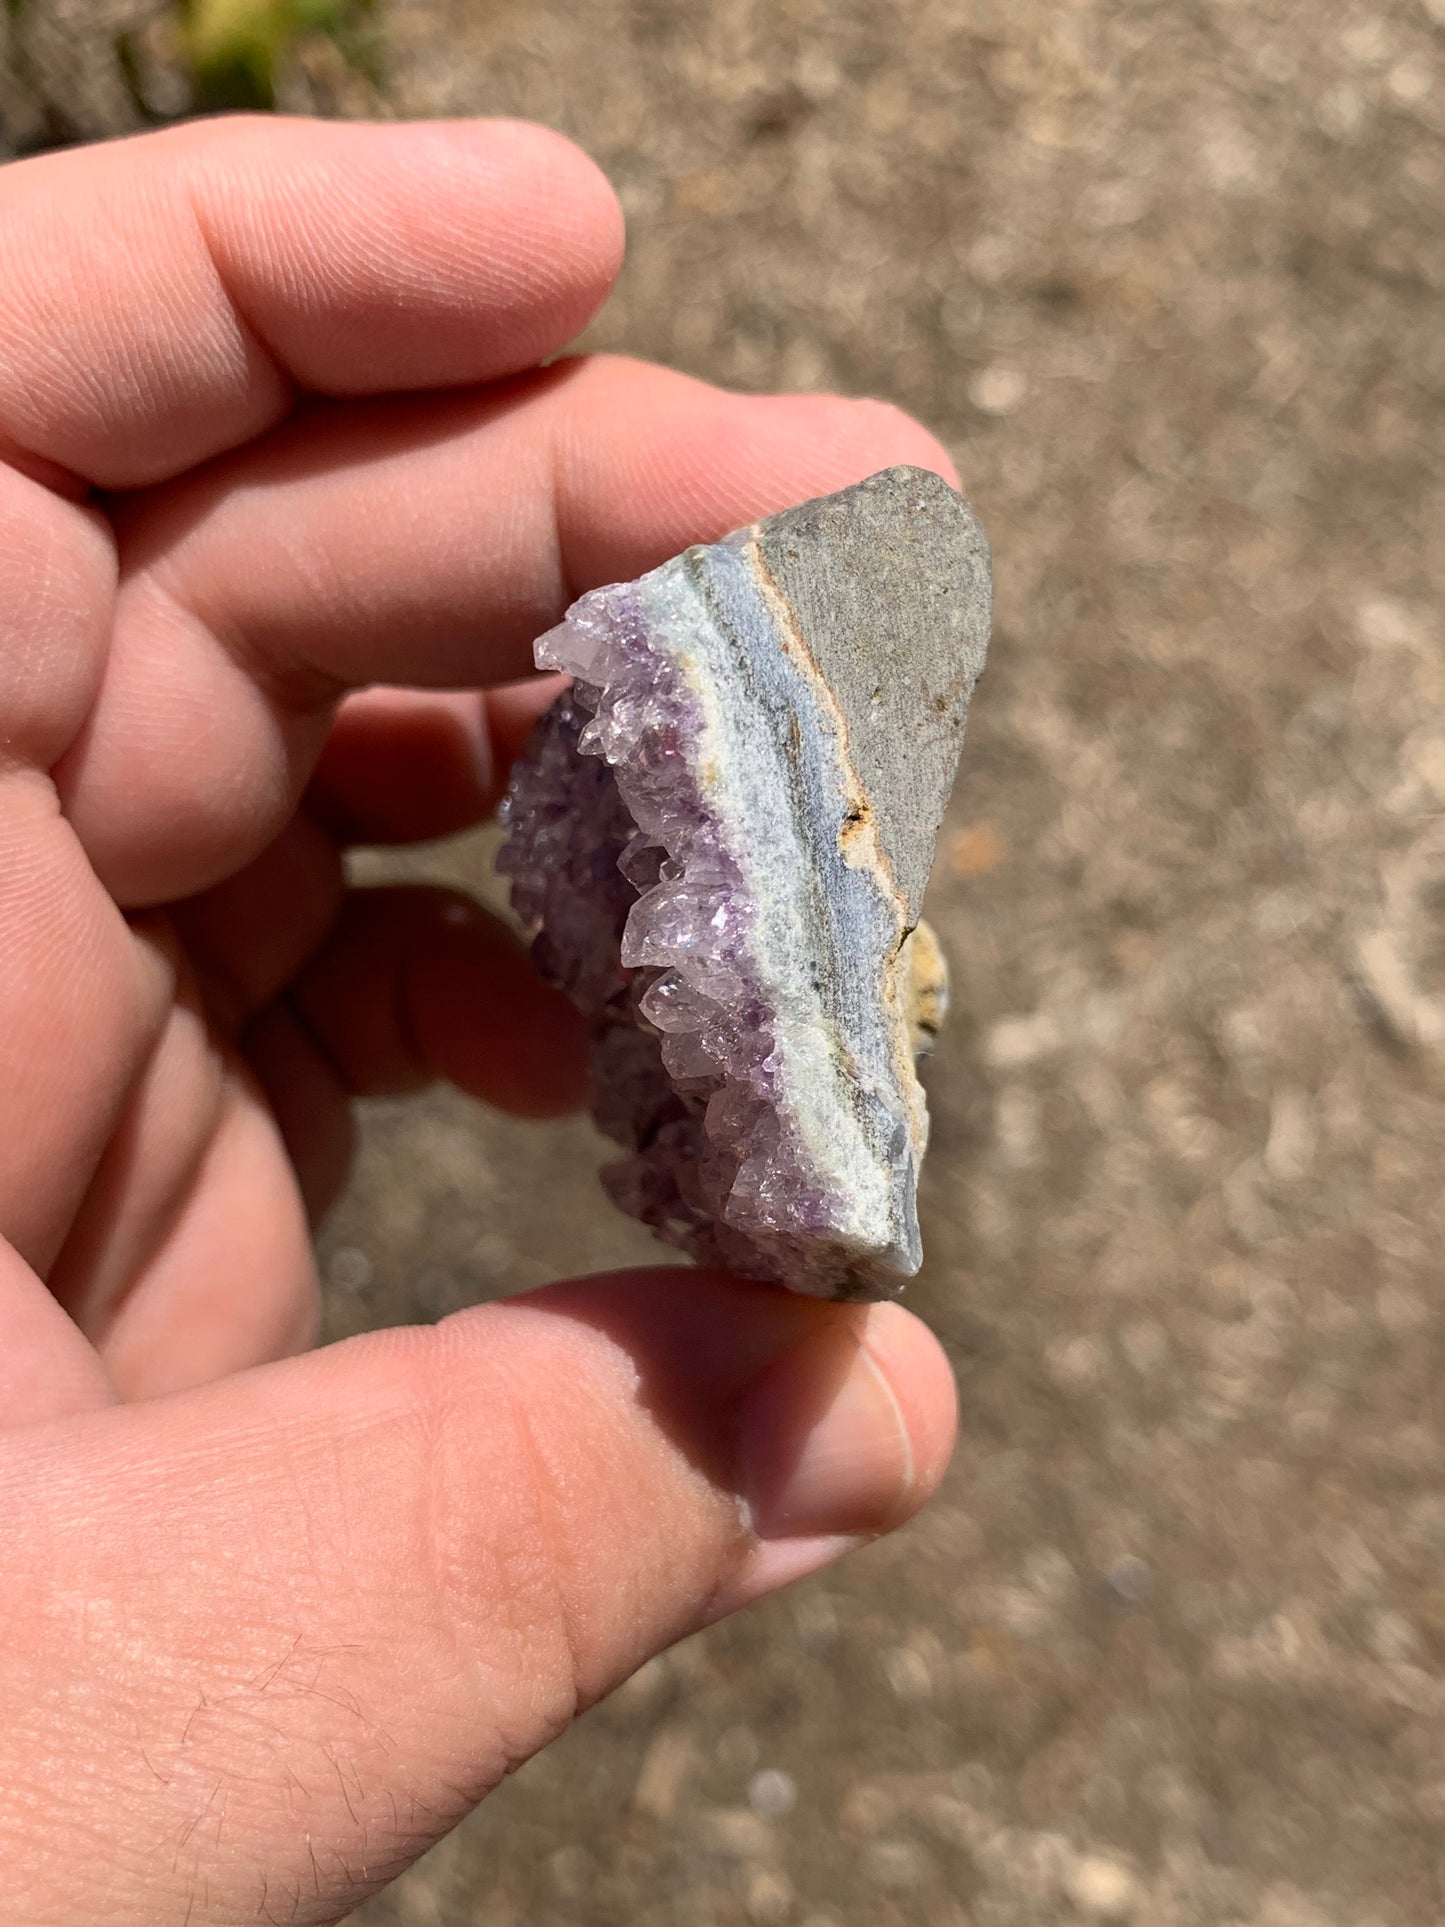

{"left": 4, "top": 2, "right": 1444, "bottom": 1922}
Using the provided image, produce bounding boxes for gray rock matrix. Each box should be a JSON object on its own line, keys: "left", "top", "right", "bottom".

{"left": 751, "top": 466, "right": 991, "bottom": 929}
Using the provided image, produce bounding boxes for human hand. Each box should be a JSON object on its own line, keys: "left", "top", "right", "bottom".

{"left": 0, "top": 117, "right": 958, "bottom": 1924}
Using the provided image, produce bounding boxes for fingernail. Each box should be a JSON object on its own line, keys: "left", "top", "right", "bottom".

{"left": 739, "top": 1304, "right": 918, "bottom": 1542}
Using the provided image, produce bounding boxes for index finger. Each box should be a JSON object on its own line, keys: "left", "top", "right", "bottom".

{"left": 72, "top": 357, "right": 960, "bottom": 903}
{"left": 0, "top": 115, "right": 624, "bottom": 489}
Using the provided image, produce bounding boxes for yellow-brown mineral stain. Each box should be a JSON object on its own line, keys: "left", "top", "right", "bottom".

{"left": 901, "top": 920, "right": 949, "bottom": 1054}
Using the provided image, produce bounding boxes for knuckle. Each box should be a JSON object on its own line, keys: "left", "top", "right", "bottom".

{"left": 411, "top": 1316, "right": 586, "bottom": 1761}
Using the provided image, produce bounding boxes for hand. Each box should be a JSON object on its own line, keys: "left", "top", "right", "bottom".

{"left": 0, "top": 117, "right": 958, "bottom": 1925}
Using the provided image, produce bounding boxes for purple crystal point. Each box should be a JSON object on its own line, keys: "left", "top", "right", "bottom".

{"left": 498, "top": 465, "right": 991, "bottom": 1299}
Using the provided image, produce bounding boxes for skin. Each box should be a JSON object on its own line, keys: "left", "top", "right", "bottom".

{"left": 0, "top": 116, "right": 961, "bottom": 1925}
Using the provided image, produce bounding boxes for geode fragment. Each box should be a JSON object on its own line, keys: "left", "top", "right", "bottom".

{"left": 499, "top": 465, "right": 990, "bottom": 1299}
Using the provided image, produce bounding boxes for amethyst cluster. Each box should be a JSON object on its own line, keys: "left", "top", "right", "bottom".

{"left": 499, "top": 466, "right": 991, "bottom": 1299}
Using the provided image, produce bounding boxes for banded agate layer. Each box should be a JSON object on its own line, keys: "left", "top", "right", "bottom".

{"left": 499, "top": 465, "right": 991, "bottom": 1299}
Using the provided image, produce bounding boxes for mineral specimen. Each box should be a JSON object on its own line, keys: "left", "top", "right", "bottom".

{"left": 499, "top": 465, "right": 991, "bottom": 1299}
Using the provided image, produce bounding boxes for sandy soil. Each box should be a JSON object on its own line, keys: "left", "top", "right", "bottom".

{"left": 5, "top": 2, "right": 1445, "bottom": 1922}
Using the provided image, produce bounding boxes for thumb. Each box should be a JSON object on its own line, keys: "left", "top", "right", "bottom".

{"left": 0, "top": 1269, "right": 955, "bottom": 1926}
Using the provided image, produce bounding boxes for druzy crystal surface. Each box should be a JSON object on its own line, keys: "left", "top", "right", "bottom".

{"left": 499, "top": 465, "right": 991, "bottom": 1299}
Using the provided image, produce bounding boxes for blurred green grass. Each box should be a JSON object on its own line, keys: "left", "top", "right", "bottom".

{"left": 6, "top": 0, "right": 375, "bottom": 118}
{"left": 181, "top": 0, "right": 374, "bottom": 108}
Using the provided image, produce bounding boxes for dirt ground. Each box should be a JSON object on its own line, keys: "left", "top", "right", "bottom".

{"left": 5, "top": 0, "right": 1445, "bottom": 1922}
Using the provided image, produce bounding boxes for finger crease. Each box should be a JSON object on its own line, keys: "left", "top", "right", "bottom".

{"left": 276, "top": 989, "right": 357, "bottom": 1099}
{"left": 183, "top": 181, "right": 300, "bottom": 438}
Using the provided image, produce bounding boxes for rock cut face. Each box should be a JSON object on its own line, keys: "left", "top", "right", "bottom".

{"left": 498, "top": 465, "right": 991, "bottom": 1299}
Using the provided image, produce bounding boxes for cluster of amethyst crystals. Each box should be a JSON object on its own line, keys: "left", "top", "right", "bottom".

{"left": 499, "top": 465, "right": 991, "bottom": 1300}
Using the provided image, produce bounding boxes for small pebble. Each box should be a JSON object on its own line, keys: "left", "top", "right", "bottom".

{"left": 703, "top": 1808, "right": 775, "bottom": 1859}
{"left": 1065, "top": 1852, "right": 1141, "bottom": 1919}
{"left": 882, "top": 1644, "right": 934, "bottom": 1701}
{"left": 546, "top": 1843, "right": 593, "bottom": 1898}
{"left": 326, "top": 1245, "right": 373, "bottom": 1292}
{"left": 1105, "top": 1556, "right": 1153, "bottom": 1605}
{"left": 612, "top": 1651, "right": 671, "bottom": 1712}
{"left": 632, "top": 1727, "right": 695, "bottom": 1819}
{"left": 969, "top": 364, "right": 1029, "bottom": 414}
{"left": 863, "top": 1838, "right": 936, "bottom": 1890}
{"left": 744, "top": 1867, "right": 793, "bottom": 1924}
{"left": 748, "top": 1768, "right": 799, "bottom": 1819}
